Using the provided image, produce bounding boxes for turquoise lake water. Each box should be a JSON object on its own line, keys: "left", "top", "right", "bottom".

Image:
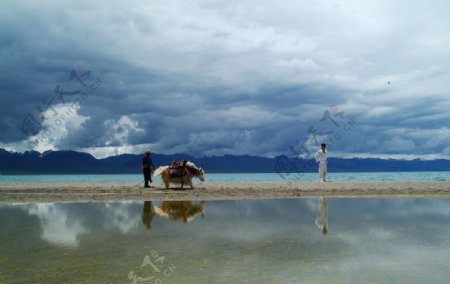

{"left": 1, "top": 198, "right": 450, "bottom": 283}
{"left": 1, "top": 171, "right": 450, "bottom": 184}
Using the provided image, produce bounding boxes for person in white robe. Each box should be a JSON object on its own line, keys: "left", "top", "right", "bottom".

{"left": 315, "top": 143, "right": 328, "bottom": 182}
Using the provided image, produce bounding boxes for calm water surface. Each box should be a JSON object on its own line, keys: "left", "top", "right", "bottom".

{"left": 1, "top": 198, "right": 450, "bottom": 283}
{"left": 1, "top": 171, "right": 450, "bottom": 184}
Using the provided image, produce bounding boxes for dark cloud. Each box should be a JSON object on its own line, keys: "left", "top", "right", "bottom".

{"left": 1, "top": 0, "right": 450, "bottom": 158}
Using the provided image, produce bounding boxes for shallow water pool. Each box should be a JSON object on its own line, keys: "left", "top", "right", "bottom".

{"left": 1, "top": 198, "right": 450, "bottom": 283}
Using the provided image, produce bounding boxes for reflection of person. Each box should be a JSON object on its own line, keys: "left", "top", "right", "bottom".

{"left": 142, "top": 149, "right": 155, "bottom": 188}
{"left": 154, "top": 201, "right": 205, "bottom": 223}
{"left": 141, "top": 201, "right": 155, "bottom": 231}
{"left": 315, "top": 196, "right": 328, "bottom": 235}
{"left": 315, "top": 143, "right": 328, "bottom": 182}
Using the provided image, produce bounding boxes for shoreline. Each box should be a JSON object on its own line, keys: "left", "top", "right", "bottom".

{"left": 1, "top": 181, "right": 450, "bottom": 203}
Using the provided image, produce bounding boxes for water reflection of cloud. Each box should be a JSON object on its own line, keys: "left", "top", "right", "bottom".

{"left": 305, "top": 198, "right": 318, "bottom": 212}
{"left": 102, "top": 202, "right": 140, "bottom": 234}
{"left": 205, "top": 199, "right": 313, "bottom": 221}
{"left": 18, "top": 201, "right": 143, "bottom": 247}
{"left": 385, "top": 199, "right": 450, "bottom": 217}
{"left": 3, "top": 198, "right": 450, "bottom": 283}
{"left": 335, "top": 236, "right": 450, "bottom": 283}
{"left": 185, "top": 199, "right": 320, "bottom": 242}
{"left": 26, "top": 203, "right": 88, "bottom": 248}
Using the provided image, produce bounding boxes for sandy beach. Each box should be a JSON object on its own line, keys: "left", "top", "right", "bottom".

{"left": 1, "top": 180, "right": 450, "bottom": 202}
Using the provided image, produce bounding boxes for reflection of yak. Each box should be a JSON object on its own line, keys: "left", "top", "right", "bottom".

{"left": 141, "top": 201, "right": 155, "bottom": 231}
{"left": 154, "top": 201, "right": 205, "bottom": 223}
{"left": 154, "top": 161, "right": 205, "bottom": 189}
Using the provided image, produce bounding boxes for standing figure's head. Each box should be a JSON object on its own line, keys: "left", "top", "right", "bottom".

{"left": 321, "top": 143, "right": 327, "bottom": 152}
{"left": 145, "top": 149, "right": 152, "bottom": 157}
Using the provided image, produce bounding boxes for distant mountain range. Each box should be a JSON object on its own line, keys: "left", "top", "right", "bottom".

{"left": 1, "top": 148, "right": 450, "bottom": 174}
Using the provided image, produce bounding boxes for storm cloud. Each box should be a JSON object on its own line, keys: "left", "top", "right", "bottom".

{"left": 1, "top": 0, "right": 450, "bottom": 158}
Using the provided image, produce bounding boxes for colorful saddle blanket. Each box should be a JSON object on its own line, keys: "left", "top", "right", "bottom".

{"left": 169, "top": 160, "right": 187, "bottom": 178}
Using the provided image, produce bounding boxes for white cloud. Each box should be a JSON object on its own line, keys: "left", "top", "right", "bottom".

{"left": 0, "top": 103, "right": 89, "bottom": 153}
{"left": 103, "top": 115, "right": 145, "bottom": 147}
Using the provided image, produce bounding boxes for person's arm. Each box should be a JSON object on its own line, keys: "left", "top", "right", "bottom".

{"left": 315, "top": 151, "right": 320, "bottom": 163}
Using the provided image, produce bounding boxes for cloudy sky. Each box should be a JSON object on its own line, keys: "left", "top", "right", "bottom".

{"left": 1, "top": 0, "right": 450, "bottom": 158}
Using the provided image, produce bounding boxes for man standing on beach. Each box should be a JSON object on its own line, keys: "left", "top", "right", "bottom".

{"left": 142, "top": 149, "right": 155, "bottom": 188}
{"left": 315, "top": 143, "right": 327, "bottom": 182}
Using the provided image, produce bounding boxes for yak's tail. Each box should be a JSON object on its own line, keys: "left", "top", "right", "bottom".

{"left": 154, "top": 166, "right": 167, "bottom": 176}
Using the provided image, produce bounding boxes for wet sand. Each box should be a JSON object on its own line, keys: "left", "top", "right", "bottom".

{"left": 1, "top": 181, "right": 450, "bottom": 203}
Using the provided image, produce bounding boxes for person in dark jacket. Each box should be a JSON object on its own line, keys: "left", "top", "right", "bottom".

{"left": 142, "top": 149, "right": 155, "bottom": 188}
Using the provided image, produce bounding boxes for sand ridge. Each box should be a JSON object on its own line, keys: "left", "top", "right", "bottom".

{"left": 1, "top": 181, "right": 450, "bottom": 203}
